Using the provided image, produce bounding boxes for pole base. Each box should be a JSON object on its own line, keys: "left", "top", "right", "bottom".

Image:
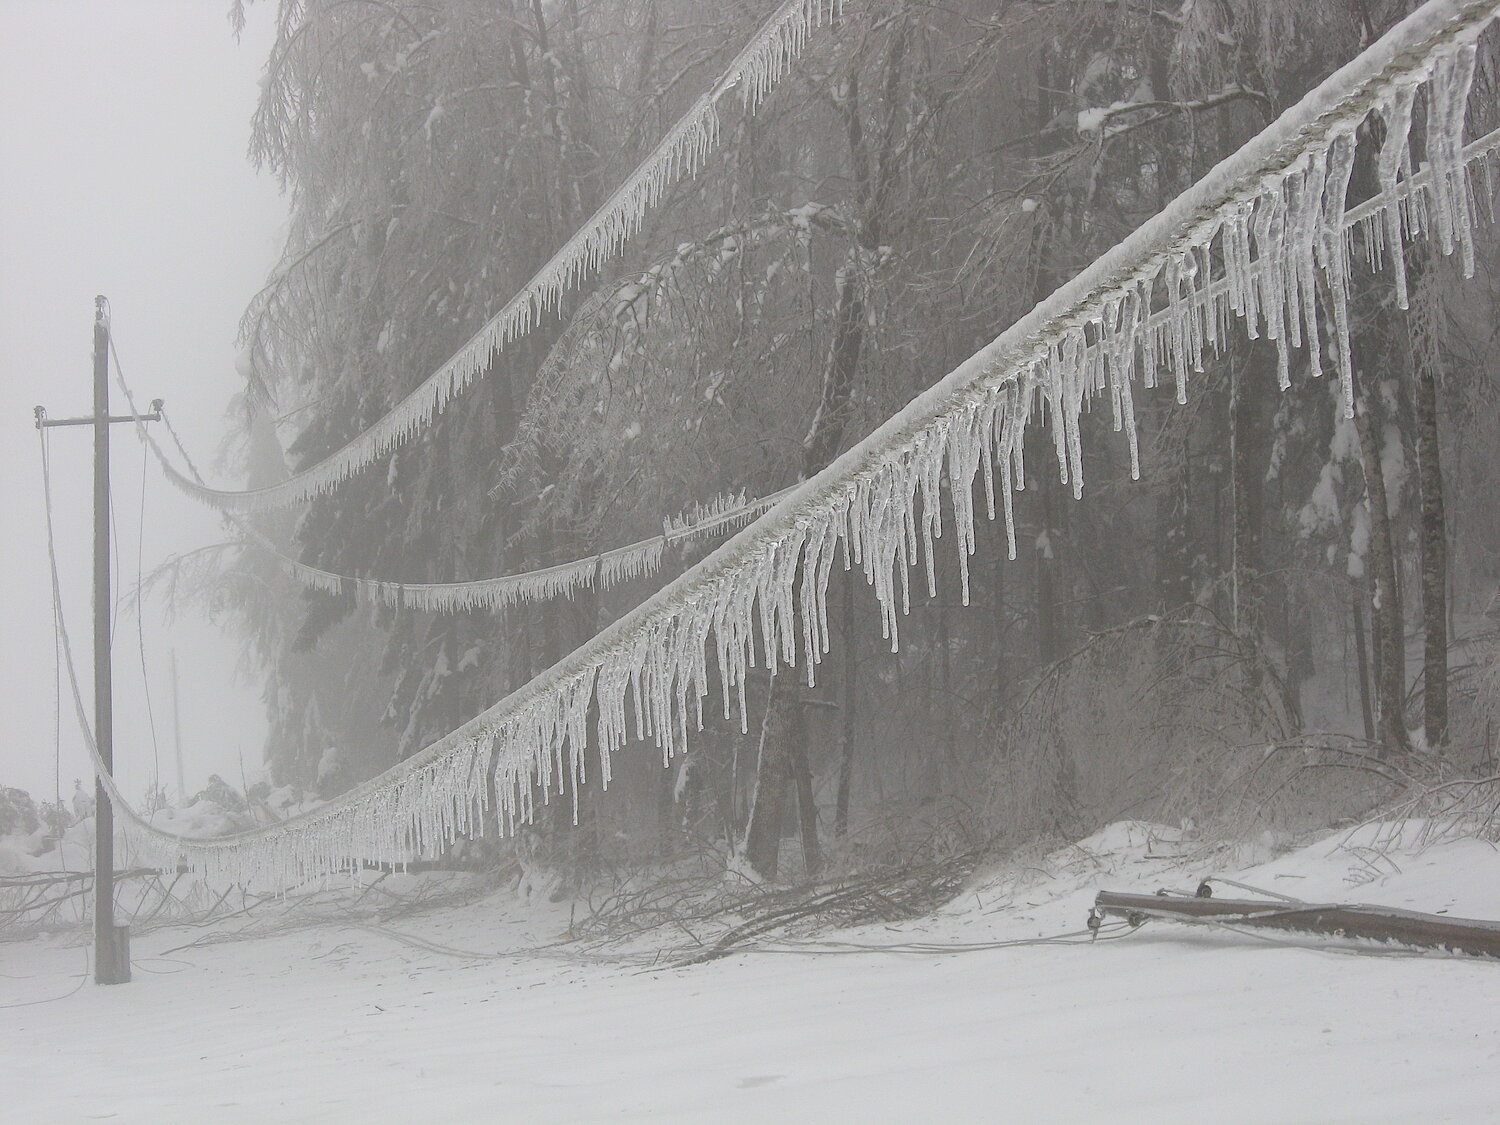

{"left": 95, "top": 922, "right": 131, "bottom": 985}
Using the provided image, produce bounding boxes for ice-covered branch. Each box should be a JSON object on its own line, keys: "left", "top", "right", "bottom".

{"left": 1075, "top": 84, "right": 1273, "bottom": 138}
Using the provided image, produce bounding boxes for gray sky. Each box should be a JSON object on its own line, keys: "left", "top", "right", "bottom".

{"left": 0, "top": 1, "right": 287, "bottom": 805}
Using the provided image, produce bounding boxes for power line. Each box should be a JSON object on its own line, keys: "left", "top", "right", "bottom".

{"left": 121, "top": 359, "right": 789, "bottom": 614}
{"left": 135, "top": 434, "right": 162, "bottom": 800}
{"left": 152, "top": 0, "right": 844, "bottom": 514}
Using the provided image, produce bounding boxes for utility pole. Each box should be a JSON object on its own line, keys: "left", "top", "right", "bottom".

{"left": 35, "top": 297, "right": 163, "bottom": 986}
{"left": 90, "top": 297, "right": 121, "bottom": 984}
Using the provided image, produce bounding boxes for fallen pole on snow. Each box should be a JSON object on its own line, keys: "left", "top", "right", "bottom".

{"left": 1091, "top": 888, "right": 1500, "bottom": 960}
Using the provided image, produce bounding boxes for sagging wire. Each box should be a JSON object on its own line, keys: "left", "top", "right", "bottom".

{"left": 0, "top": 941, "right": 90, "bottom": 1010}
{"left": 44, "top": 424, "right": 62, "bottom": 819}
{"left": 114, "top": 352, "right": 786, "bottom": 619}
{"left": 1200, "top": 876, "right": 1305, "bottom": 903}
{"left": 740, "top": 920, "right": 1140, "bottom": 956}
{"left": 129, "top": 955, "right": 195, "bottom": 975}
{"left": 108, "top": 464, "right": 122, "bottom": 648}
{"left": 37, "top": 421, "right": 91, "bottom": 780}
{"left": 351, "top": 923, "right": 511, "bottom": 961}
{"left": 111, "top": 339, "right": 164, "bottom": 801}
{"left": 16, "top": 427, "right": 101, "bottom": 1014}
{"left": 37, "top": 405, "right": 113, "bottom": 821}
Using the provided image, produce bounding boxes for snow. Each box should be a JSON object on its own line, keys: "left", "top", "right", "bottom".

{"left": 1381, "top": 420, "right": 1408, "bottom": 517}
{"left": 315, "top": 746, "right": 342, "bottom": 786}
{"left": 0, "top": 833, "right": 47, "bottom": 876}
{"left": 1348, "top": 503, "right": 1370, "bottom": 579}
{"left": 1300, "top": 464, "right": 1342, "bottom": 535}
{"left": 1076, "top": 107, "right": 1108, "bottom": 132}
{"left": 1076, "top": 104, "right": 1121, "bottom": 133}
{"left": 148, "top": 799, "right": 246, "bottom": 840}
{"left": 4, "top": 819, "right": 1497, "bottom": 1122}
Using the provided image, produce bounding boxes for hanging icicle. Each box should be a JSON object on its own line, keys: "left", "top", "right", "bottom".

{"left": 79, "top": 0, "right": 1500, "bottom": 889}
{"left": 152, "top": 0, "right": 844, "bottom": 515}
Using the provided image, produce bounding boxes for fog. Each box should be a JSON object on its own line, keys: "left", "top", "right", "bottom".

{"left": 0, "top": 0, "right": 286, "bottom": 804}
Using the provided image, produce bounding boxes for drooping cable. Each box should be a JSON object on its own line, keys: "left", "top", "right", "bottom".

{"left": 40, "top": 400, "right": 178, "bottom": 863}
{"left": 132, "top": 372, "right": 790, "bottom": 615}
{"left": 38, "top": 423, "right": 97, "bottom": 770}
{"left": 153, "top": 0, "right": 845, "bottom": 514}
{"left": 135, "top": 434, "right": 162, "bottom": 800}
{"left": 45, "top": 425, "right": 63, "bottom": 820}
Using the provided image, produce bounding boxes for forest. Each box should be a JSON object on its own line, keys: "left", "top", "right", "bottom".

{"left": 193, "top": 0, "right": 1500, "bottom": 903}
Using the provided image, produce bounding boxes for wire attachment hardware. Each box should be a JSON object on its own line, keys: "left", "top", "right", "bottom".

{"left": 1086, "top": 907, "right": 1105, "bottom": 939}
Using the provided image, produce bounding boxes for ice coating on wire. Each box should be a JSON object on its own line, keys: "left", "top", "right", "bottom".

{"left": 112, "top": 274, "right": 791, "bottom": 616}
{"left": 270, "top": 488, "right": 790, "bottom": 614}
{"left": 156, "top": 0, "right": 844, "bottom": 514}
{"left": 75, "top": 0, "right": 1500, "bottom": 887}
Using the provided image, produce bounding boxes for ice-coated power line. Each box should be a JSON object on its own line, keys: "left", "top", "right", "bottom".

{"left": 66, "top": 0, "right": 1500, "bottom": 888}
{"left": 150, "top": 0, "right": 843, "bottom": 514}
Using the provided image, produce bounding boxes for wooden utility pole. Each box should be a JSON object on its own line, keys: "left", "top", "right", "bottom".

{"left": 35, "top": 297, "right": 163, "bottom": 986}
{"left": 1092, "top": 888, "right": 1500, "bottom": 959}
{"left": 90, "top": 298, "right": 122, "bottom": 984}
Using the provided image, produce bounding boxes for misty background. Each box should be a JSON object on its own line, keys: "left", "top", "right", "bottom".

{"left": 0, "top": 0, "right": 285, "bottom": 803}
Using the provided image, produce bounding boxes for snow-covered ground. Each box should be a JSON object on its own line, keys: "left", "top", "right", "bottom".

{"left": 4, "top": 820, "right": 1497, "bottom": 1124}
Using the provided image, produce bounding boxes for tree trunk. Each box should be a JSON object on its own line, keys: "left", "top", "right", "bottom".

{"left": 1406, "top": 264, "right": 1448, "bottom": 750}
{"left": 834, "top": 569, "right": 858, "bottom": 837}
{"left": 741, "top": 678, "right": 793, "bottom": 880}
{"left": 1229, "top": 350, "right": 1266, "bottom": 635}
{"left": 741, "top": 14, "right": 917, "bottom": 880}
{"left": 788, "top": 702, "right": 822, "bottom": 877}
{"left": 1351, "top": 581, "right": 1376, "bottom": 743}
{"left": 1035, "top": 471, "right": 1059, "bottom": 665}
{"left": 992, "top": 531, "right": 1008, "bottom": 701}
{"left": 1350, "top": 360, "right": 1410, "bottom": 759}
{"left": 1160, "top": 415, "right": 1194, "bottom": 610}
{"left": 738, "top": 269, "right": 864, "bottom": 878}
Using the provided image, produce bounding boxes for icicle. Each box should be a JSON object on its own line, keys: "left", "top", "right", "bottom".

{"left": 1061, "top": 329, "right": 1088, "bottom": 497}
{"left": 1319, "top": 130, "right": 1360, "bottom": 416}
{"left": 1378, "top": 83, "right": 1419, "bottom": 307}
{"left": 1424, "top": 41, "right": 1479, "bottom": 270}
{"left": 999, "top": 386, "right": 1021, "bottom": 561}
{"left": 1256, "top": 185, "right": 1293, "bottom": 389}
{"left": 1299, "top": 152, "right": 1329, "bottom": 380}
{"left": 1163, "top": 257, "right": 1187, "bottom": 402}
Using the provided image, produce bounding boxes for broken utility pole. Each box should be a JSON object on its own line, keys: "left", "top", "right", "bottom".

{"left": 1091, "top": 887, "right": 1500, "bottom": 959}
